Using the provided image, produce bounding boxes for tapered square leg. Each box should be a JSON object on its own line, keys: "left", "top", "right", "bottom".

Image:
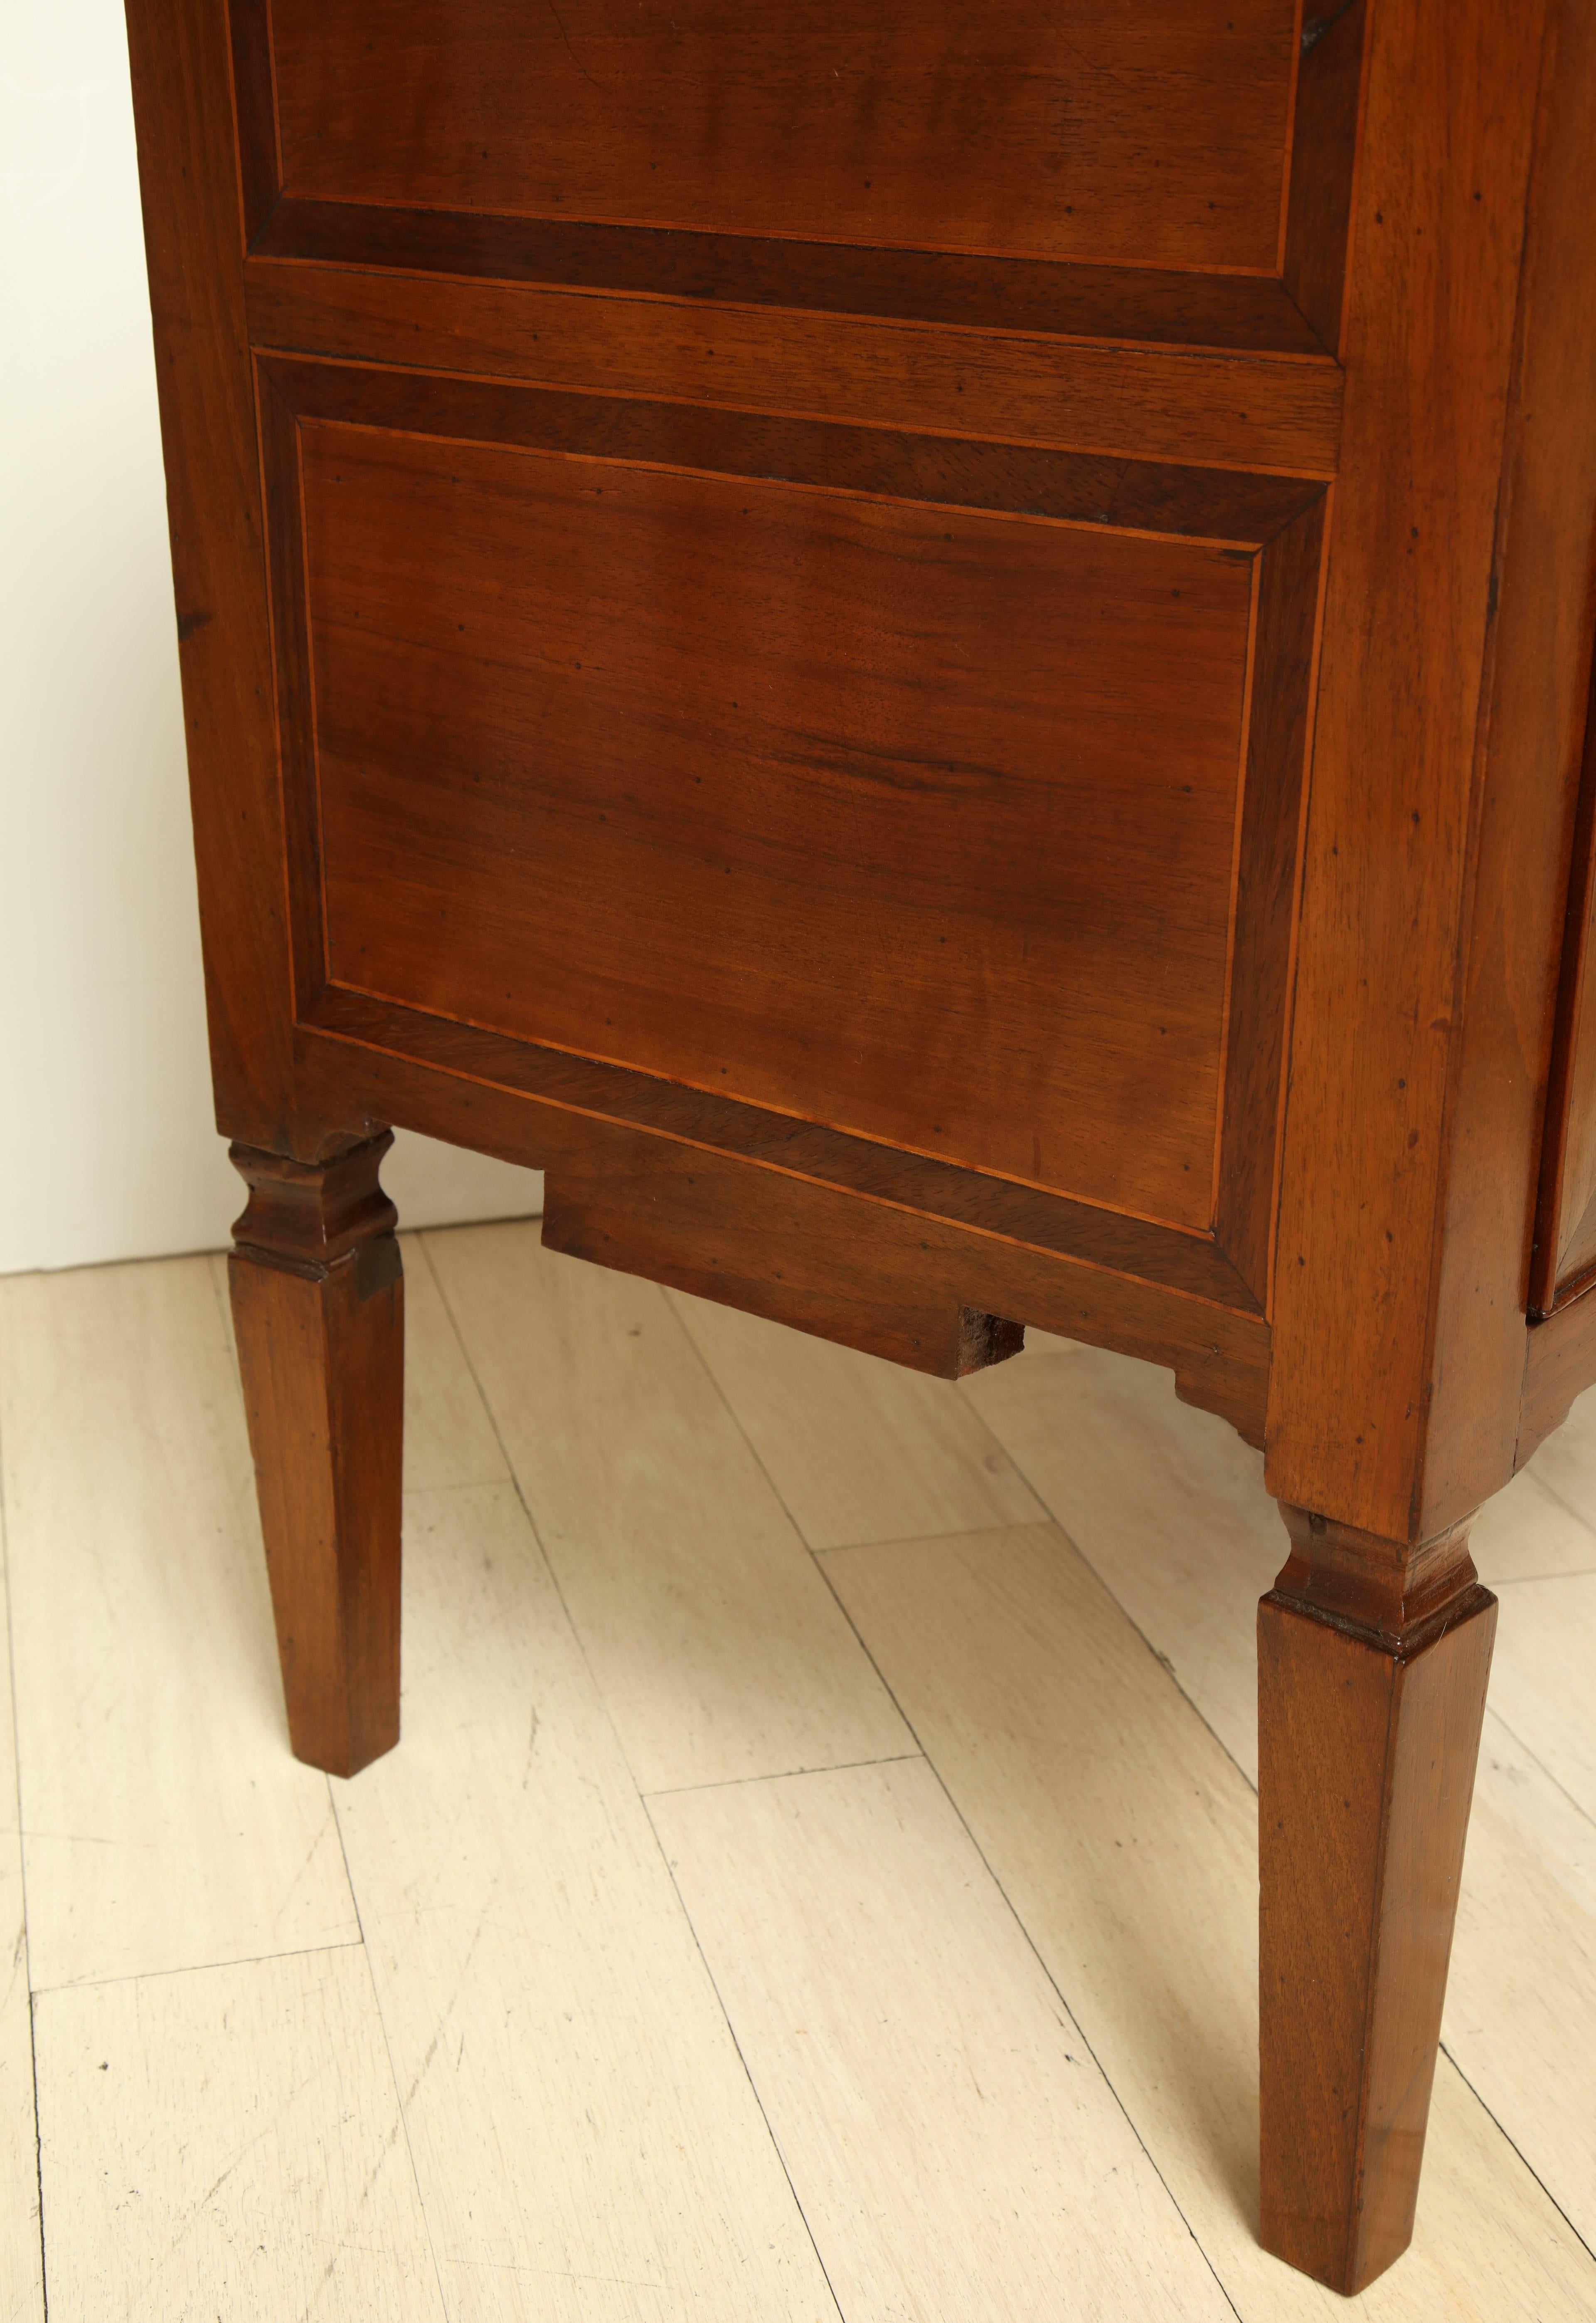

{"left": 1259, "top": 1507, "right": 1495, "bottom": 2294}
{"left": 228, "top": 1133, "right": 404, "bottom": 1777}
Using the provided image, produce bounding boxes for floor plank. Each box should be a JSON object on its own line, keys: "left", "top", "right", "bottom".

{"left": 1469, "top": 1466, "right": 1596, "bottom": 1586}
{"left": 653, "top": 1755, "right": 1235, "bottom": 2323}
{"left": 667, "top": 1289, "right": 1044, "bottom": 1549}
{"left": 12, "top": 1235, "right": 1594, "bottom": 2316}
{"left": 426, "top": 1226, "right": 908, "bottom": 1791}
{"left": 1486, "top": 1573, "right": 1596, "bottom": 1824}
{"left": 333, "top": 1482, "right": 843, "bottom": 2323}
{"left": 825, "top": 1523, "right": 1596, "bottom": 2320}
{"left": 401, "top": 1238, "right": 511, "bottom": 1495}
{"left": 965, "top": 1340, "right": 1596, "bottom": 1770}
{"left": 1446, "top": 1715, "right": 1596, "bottom": 2251}
{"left": 962, "top": 1337, "right": 1283, "bottom": 1776}
{"left": 33, "top": 1946, "right": 441, "bottom": 2323}
{"left": 0, "top": 1260, "right": 358, "bottom": 1990}
{"left": 0, "top": 1487, "right": 45, "bottom": 2321}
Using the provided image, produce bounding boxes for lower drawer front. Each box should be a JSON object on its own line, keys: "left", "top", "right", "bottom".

{"left": 300, "top": 406, "right": 1251, "bottom": 1234}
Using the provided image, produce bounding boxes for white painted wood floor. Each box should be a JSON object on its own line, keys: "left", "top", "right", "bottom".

{"left": 1, "top": 1220, "right": 1594, "bottom": 2320}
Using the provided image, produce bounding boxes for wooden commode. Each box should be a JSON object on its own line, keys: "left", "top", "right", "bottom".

{"left": 125, "top": 0, "right": 1596, "bottom": 2293}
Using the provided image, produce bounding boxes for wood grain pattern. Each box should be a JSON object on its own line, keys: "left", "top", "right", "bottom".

{"left": 33, "top": 1948, "right": 441, "bottom": 2322}
{"left": 302, "top": 417, "right": 1251, "bottom": 1232}
{"left": 123, "top": 0, "right": 304, "bottom": 1156}
{"left": 245, "top": 261, "right": 1345, "bottom": 478}
{"left": 225, "top": 0, "right": 279, "bottom": 245}
{"left": 654, "top": 1758, "right": 1236, "bottom": 2323}
{"left": 1516, "top": 0, "right": 1596, "bottom": 1318}
{"left": 1422, "top": 0, "right": 1596, "bottom": 1497}
{"left": 347, "top": 1054, "right": 1271, "bottom": 1442}
{"left": 121, "top": 0, "right": 1596, "bottom": 2290}
{"left": 1534, "top": 650, "right": 1596, "bottom": 1307}
{"left": 1281, "top": 0, "right": 1369, "bottom": 355}
{"left": 260, "top": 353, "right": 1318, "bottom": 1317}
{"left": 1518, "top": 1286, "right": 1596, "bottom": 1471}
{"left": 1264, "top": 0, "right": 1554, "bottom": 1540}
{"left": 254, "top": 198, "right": 1330, "bottom": 353}
{"left": 1259, "top": 1519, "right": 1496, "bottom": 2293}
{"left": 229, "top": 1136, "right": 404, "bottom": 1777}
{"left": 1214, "top": 496, "right": 1327, "bottom": 1306}
{"left": 524, "top": 1117, "right": 1271, "bottom": 1445}
{"left": 265, "top": 0, "right": 1297, "bottom": 274}
{"left": 551, "top": 1159, "right": 1025, "bottom": 1380}
{"left": 0, "top": 1258, "right": 358, "bottom": 1991}
{"left": 306, "top": 984, "right": 1267, "bottom": 1311}
{"left": 253, "top": 364, "right": 328, "bottom": 1021}
{"left": 266, "top": 354, "right": 1328, "bottom": 542}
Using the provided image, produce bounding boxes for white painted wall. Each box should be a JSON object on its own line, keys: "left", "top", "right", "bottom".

{"left": 0, "top": 2, "right": 542, "bottom": 1275}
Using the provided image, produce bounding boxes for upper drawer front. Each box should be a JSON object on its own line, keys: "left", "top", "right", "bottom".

{"left": 266, "top": 0, "right": 1298, "bottom": 271}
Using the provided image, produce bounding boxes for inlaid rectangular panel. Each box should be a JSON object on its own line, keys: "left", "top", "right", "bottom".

{"left": 298, "top": 410, "right": 1254, "bottom": 1234}
{"left": 266, "top": 0, "right": 1298, "bottom": 273}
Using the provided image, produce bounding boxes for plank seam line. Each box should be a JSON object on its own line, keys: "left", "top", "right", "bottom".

{"left": 326, "top": 1798, "right": 451, "bottom": 2316}
{"left": 417, "top": 1231, "right": 852, "bottom": 2317}
{"left": 640, "top": 1801, "right": 849, "bottom": 2323}
{"left": 1435, "top": 2042, "right": 1596, "bottom": 2272}
{"left": 806, "top": 1545, "right": 1246, "bottom": 2323}
{"left": 665, "top": 1291, "right": 1245, "bottom": 2318}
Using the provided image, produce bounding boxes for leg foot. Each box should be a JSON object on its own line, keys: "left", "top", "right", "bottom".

{"left": 1259, "top": 1507, "right": 1495, "bottom": 2293}
{"left": 229, "top": 1132, "right": 404, "bottom": 1776}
